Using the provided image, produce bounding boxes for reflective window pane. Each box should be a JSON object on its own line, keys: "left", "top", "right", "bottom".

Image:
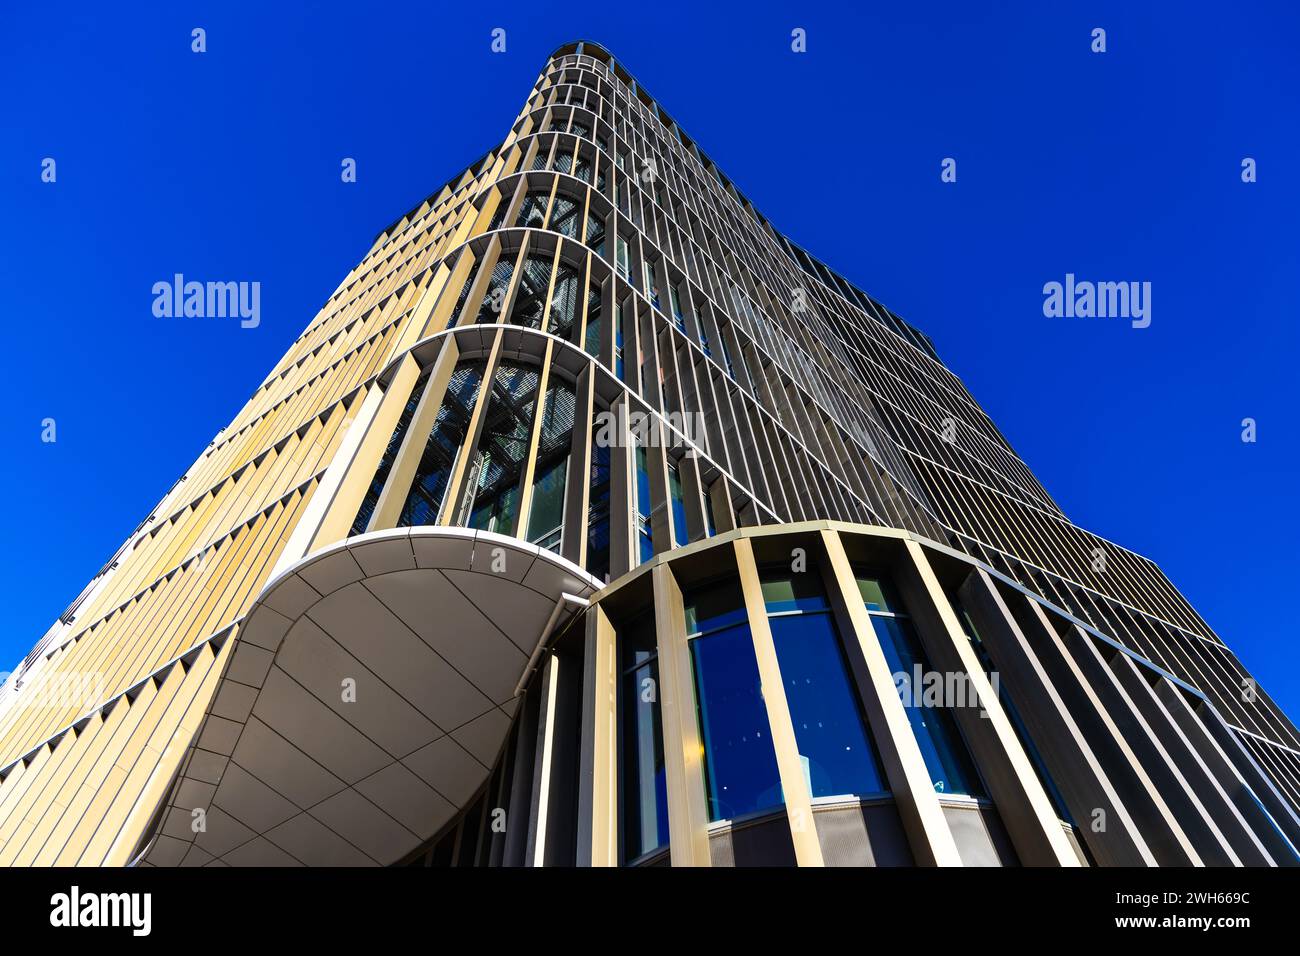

{"left": 635, "top": 445, "right": 654, "bottom": 564}
{"left": 586, "top": 437, "right": 611, "bottom": 582}
{"left": 350, "top": 364, "right": 433, "bottom": 535}
{"left": 397, "top": 360, "right": 486, "bottom": 527}
{"left": 855, "top": 576, "right": 892, "bottom": 613}
{"left": 691, "top": 622, "right": 782, "bottom": 821}
{"left": 525, "top": 381, "right": 575, "bottom": 551}
{"left": 871, "top": 613, "right": 986, "bottom": 798}
{"left": 668, "top": 458, "right": 688, "bottom": 547}
{"left": 769, "top": 613, "right": 887, "bottom": 798}
{"left": 684, "top": 578, "right": 746, "bottom": 636}
{"left": 620, "top": 616, "right": 668, "bottom": 860}
{"left": 510, "top": 255, "right": 552, "bottom": 330}
{"left": 760, "top": 569, "right": 829, "bottom": 614}
{"left": 547, "top": 263, "right": 580, "bottom": 338}
{"left": 462, "top": 361, "right": 540, "bottom": 534}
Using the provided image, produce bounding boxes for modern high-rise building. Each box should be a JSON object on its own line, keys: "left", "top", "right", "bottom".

{"left": 2, "top": 41, "right": 1297, "bottom": 868}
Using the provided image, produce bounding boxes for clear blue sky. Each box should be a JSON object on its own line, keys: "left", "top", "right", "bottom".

{"left": 2, "top": 2, "right": 1297, "bottom": 717}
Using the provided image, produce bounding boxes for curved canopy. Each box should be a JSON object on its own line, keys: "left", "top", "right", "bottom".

{"left": 140, "top": 527, "right": 599, "bottom": 867}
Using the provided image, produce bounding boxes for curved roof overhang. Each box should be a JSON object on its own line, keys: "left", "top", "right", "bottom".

{"left": 140, "top": 526, "right": 599, "bottom": 867}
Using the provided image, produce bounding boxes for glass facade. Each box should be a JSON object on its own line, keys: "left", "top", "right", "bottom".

{"left": 687, "top": 580, "right": 782, "bottom": 822}
{"left": 620, "top": 614, "right": 668, "bottom": 861}
{"left": 510, "top": 254, "right": 553, "bottom": 330}
{"left": 463, "top": 361, "right": 540, "bottom": 534}
{"left": 525, "top": 378, "right": 576, "bottom": 552}
{"left": 634, "top": 444, "right": 654, "bottom": 565}
{"left": 702, "top": 488, "right": 717, "bottom": 536}
{"left": 397, "top": 360, "right": 486, "bottom": 527}
{"left": 761, "top": 569, "right": 887, "bottom": 799}
{"left": 583, "top": 281, "right": 602, "bottom": 357}
{"left": 856, "top": 573, "right": 985, "bottom": 798}
{"left": 547, "top": 262, "right": 580, "bottom": 338}
{"left": 586, "top": 426, "right": 611, "bottom": 583}
{"left": 613, "top": 302, "right": 626, "bottom": 381}
{"left": 667, "top": 458, "right": 688, "bottom": 548}
{"left": 475, "top": 257, "right": 514, "bottom": 324}
{"left": 349, "top": 364, "right": 434, "bottom": 536}
{"left": 550, "top": 193, "right": 580, "bottom": 238}
{"left": 515, "top": 190, "right": 549, "bottom": 230}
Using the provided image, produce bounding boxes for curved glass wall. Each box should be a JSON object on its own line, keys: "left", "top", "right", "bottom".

{"left": 585, "top": 423, "right": 611, "bottom": 583}
{"left": 667, "top": 458, "right": 689, "bottom": 547}
{"left": 760, "top": 568, "right": 888, "bottom": 799}
{"left": 634, "top": 444, "right": 654, "bottom": 564}
{"left": 461, "top": 360, "right": 541, "bottom": 534}
{"left": 585, "top": 205, "right": 605, "bottom": 256}
{"left": 515, "top": 190, "right": 549, "bottom": 230}
{"left": 619, "top": 613, "right": 668, "bottom": 862}
{"left": 856, "top": 572, "right": 986, "bottom": 798}
{"left": 350, "top": 364, "right": 433, "bottom": 536}
{"left": 547, "top": 261, "right": 580, "bottom": 338}
{"left": 550, "top": 194, "right": 580, "bottom": 238}
{"left": 510, "top": 254, "right": 552, "bottom": 330}
{"left": 474, "top": 257, "right": 514, "bottom": 324}
{"left": 686, "top": 579, "right": 782, "bottom": 822}
{"left": 525, "top": 378, "right": 576, "bottom": 552}
{"left": 583, "top": 280, "right": 602, "bottom": 357}
{"left": 396, "top": 359, "right": 487, "bottom": 527}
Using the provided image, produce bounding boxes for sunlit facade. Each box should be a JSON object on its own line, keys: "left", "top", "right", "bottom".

{"left": 1, "top": 41, "right": 1297, "bottom": 867}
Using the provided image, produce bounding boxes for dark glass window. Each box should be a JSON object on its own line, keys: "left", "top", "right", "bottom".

{"left": 550, "top": 194, "right": 580, "bottom": 238}
{"left": 447, "top": 260, "right": 476, "bottom": 329}
{"left": 585, "top": 433, "right": 611, "bottom": 582}
{"left": 510, "top": 255, "right": 552, "bottom": 330}
{"left": 697, "top": 314, "right": 713, "bottom": 358}
{"left": 396, "top": 360, "right": 486, "bottom": 527}
{"left": 614, "top": 303, "right": 627, "bottom": 381}
{"left": 583, "top": 282, "right": 602, "bottom": 358}
{"left": 586, "top": 207, "right": 606, "bottom": 258}
{"left": 486, "top": 196, "right": 510, "bottom": 232}
{"left": 668, "top": 284, "right": 686, "bottom": 332}
{"left": 684, "top": 578, "right": 748, "bottom": 635}
{"left": 955, "top": 603, "right": 1071, "bottom": 820}
{"left": 460, "top": 361, "right": 541, "bottom": 535}
{"left": 687, "top": 580, "right": 781, "bottom": 821}
{"left": 620, "top": 614, "right": 668, "bottom": 860}
{"left": 349, "top": 365, "right": 433, "bottom": 535}
{"left": 525, "top": 380, "right": 575, "bottom": 552}
{"left": 476, "top": 256, "right": 514, "bottom": 324}
{"left": 702, "top": 487, "right": 718, "bottom": 537}
{"left": 615, "top": 236, "right": 630, "bottom": 280}
{"left": 644, "top": 260, "right": 661, "bottom": 311}
{"left": 856, "top": 573, "right": 986, "bottom": 798}
{"left": 761, "top": 569, "right": 888, "bottom": 799}
{"left": 515, "top": 190, "right": 550, "bottom": 230}
{"left": 547, "top": 262, "right": 580, "bottom": 339}
{"left": 718, "top": 331, "right": 737, "bottom": 380}
{"left": 668, "top": 458, "right": 689, "bottom": 547}
{"left": 760, "top": 569, "right": 830, "bottom": 614}
{"left": 635, "top": 445, "right": 654, "bottom": 564}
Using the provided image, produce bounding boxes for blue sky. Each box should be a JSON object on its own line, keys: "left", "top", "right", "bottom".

{"left": 2, "top": 2, "right": 1297, "bottom": 717}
